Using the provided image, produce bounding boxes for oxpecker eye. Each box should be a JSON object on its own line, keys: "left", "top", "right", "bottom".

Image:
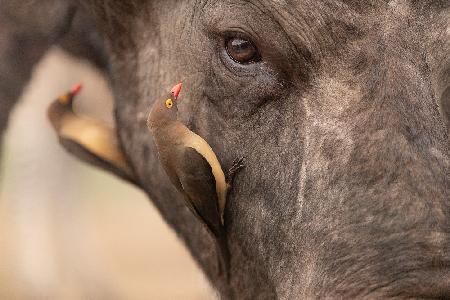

{"left": 225, "top": 36, "right": 260, "bottom": 64}
{"left": 165, "top": 99, "right": 173, "bottom": 109}
{"left": 58, "top": 94, "right": 70, "bottom": 105}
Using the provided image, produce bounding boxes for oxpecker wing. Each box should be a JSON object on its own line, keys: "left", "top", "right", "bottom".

{"left": 179, "top": 147, "right": 222, "bottom": 237}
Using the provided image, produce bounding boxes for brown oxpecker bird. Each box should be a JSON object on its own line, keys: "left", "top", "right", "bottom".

{"left": 147, "top": 83, "right": 244, "bottom": 276}
{"left": 48, "top": 83, "right": 136, "bottom": 184}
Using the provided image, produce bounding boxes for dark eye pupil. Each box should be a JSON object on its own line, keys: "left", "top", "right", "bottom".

{"left": 226, "top": 37, "right": 260, "bottom": 64}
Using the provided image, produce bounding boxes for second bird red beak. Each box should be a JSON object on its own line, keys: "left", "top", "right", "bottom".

{"left": 71, "top": 83, "right": 83, "bottom": 96}
{"left": 171, "top": 82, "right": 183, "bottom": 99}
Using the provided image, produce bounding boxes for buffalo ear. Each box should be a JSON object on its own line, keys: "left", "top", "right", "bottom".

{"left": 47, "top": 90, "right": 138, "bottom": 186}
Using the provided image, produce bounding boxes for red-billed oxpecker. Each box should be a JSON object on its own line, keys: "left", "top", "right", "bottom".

{"left": 47, "top": 83, "right": 135, "bottom": 184}
{"left": 147, "top": 83, "right": 244, "bottom": 277}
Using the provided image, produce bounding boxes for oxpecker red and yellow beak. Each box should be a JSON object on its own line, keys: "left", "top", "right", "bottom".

{"left": 58, "top": 82, "right": 83, "bottom": 106}
{"left": 71, "top": 82, "right": 83, "bottom": 96}
{"left": 170, "top": 82, "right": 183, "bottom": 99}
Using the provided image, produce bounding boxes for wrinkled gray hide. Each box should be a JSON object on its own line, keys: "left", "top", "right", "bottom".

{"left": 1, "top": 0, "right": 449, "bottom": 298}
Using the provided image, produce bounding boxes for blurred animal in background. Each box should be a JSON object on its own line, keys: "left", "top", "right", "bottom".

{"left": 1, "top": 0, "right": 449, "bottom": 299}
{"left": 48, "top": 83, "right": 135, "bottom": 183}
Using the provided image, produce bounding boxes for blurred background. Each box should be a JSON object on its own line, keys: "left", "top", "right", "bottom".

{"left": 0, "top": 47, "right": 216, "bottom": 299}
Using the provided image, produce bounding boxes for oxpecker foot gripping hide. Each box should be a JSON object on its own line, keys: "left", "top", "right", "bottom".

{"left": 148, "top": 83, "right": 236, "bottom": 278}
{"left": 226, "top": 156, "right": 246, "bottom": 185}
{"left": 47, "top": 84, "right": 136, "bottom": 185}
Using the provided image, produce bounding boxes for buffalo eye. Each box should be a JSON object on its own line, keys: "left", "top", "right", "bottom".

{"left": 225, "top": 37, "right": 261, "bottom": 64}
